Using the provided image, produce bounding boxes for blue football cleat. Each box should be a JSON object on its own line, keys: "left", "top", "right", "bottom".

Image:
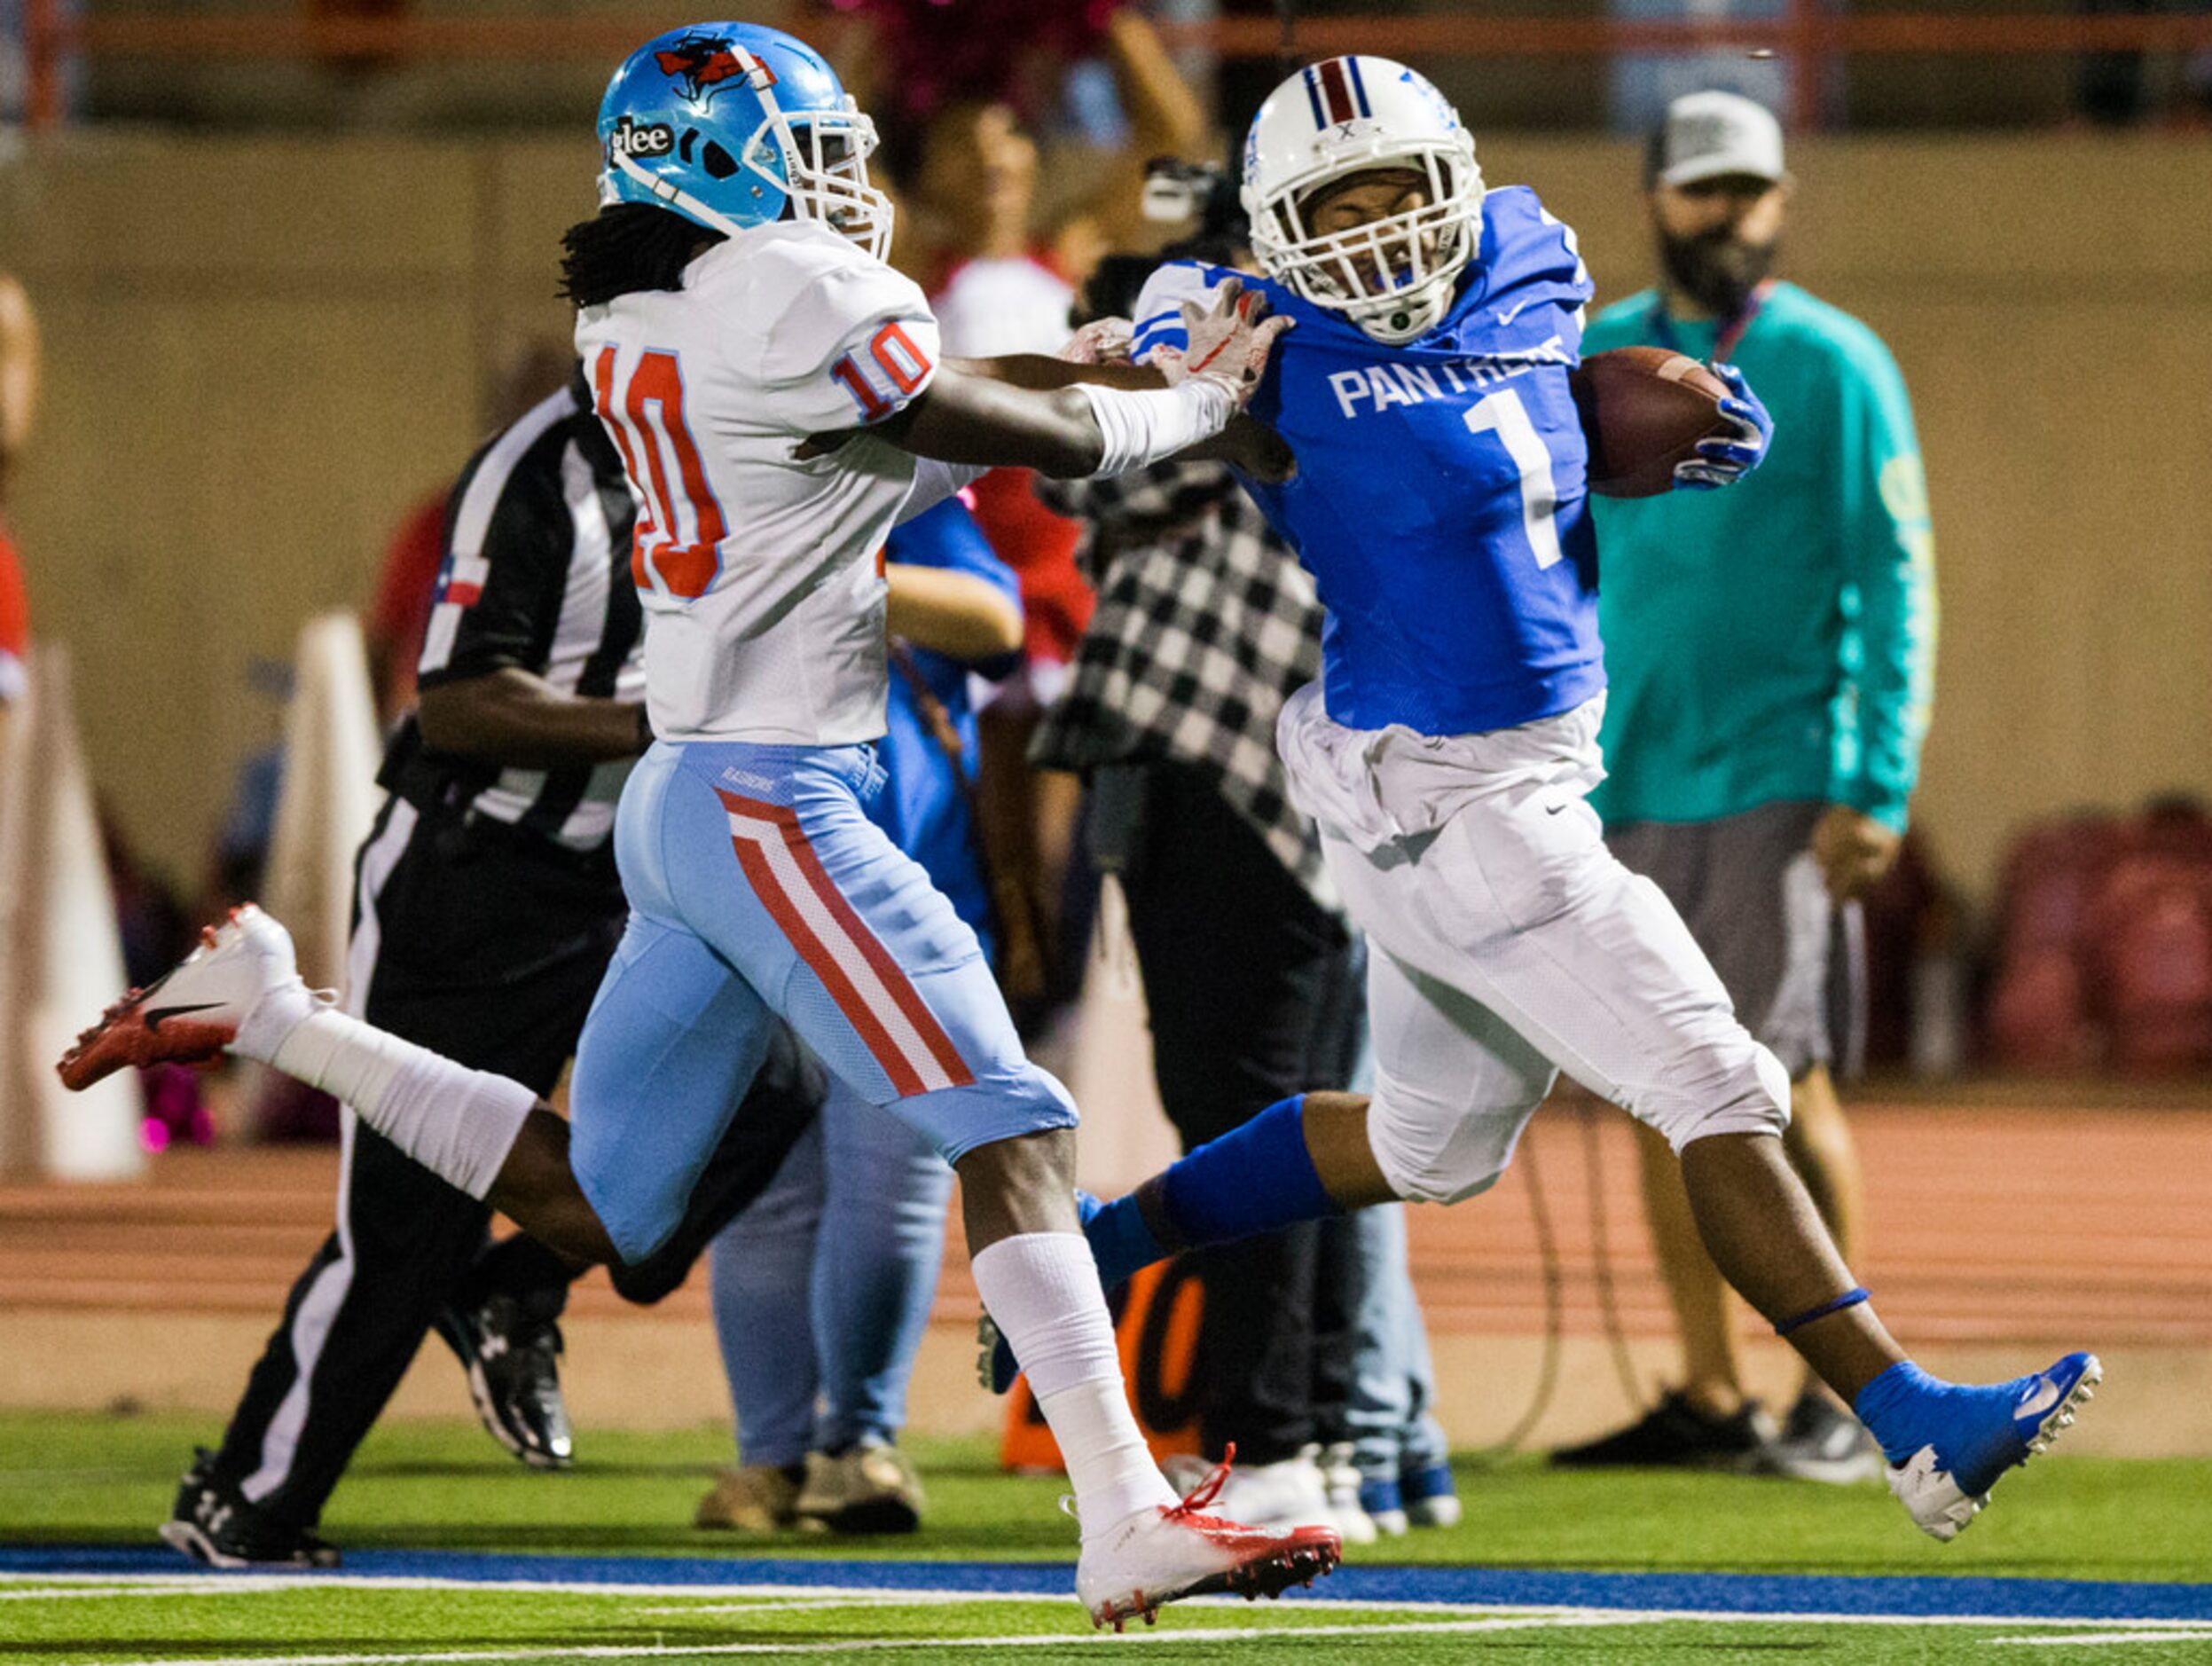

{"left": 1882, "top": 1351, "right": 2102, "bottom": 1541}
{"left": 1400, "top": 1459, "right": 1462, "bottom": 1528}
{"left": 1358, "top": 1474, "right": 1408, "bottom": 1537}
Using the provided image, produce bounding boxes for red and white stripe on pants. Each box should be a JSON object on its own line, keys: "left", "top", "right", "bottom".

{"left": 717, "top": 790, "right": 973, "bottom": 1098}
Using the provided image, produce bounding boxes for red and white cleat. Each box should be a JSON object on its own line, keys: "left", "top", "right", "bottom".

{"left": 55, "top": 905, "right": 307, "bottom": 1090}
{"left": 1075, "top": 1447, "right": 1342, "bottom": 1632}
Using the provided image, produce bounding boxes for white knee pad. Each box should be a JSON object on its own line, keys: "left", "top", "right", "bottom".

{"left": 1641, "top": 1033, "right": 1792, "bottom": 1155}
{"left": 1367, "top": 1081, "right": 1541, "bottom": 1206}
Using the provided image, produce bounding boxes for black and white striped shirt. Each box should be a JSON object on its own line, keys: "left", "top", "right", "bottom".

{"left": 379, "top": 381, "right": 642, "bottom": 854}
{"left": 1031, "top": 459, "right": 1336, "bottom": 912}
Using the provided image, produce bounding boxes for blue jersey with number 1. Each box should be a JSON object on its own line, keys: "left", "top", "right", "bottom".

{"left": 1132, "top": 185, "right": 1601, "bottom": 738}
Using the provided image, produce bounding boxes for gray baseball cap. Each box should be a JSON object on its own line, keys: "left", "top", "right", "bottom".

{"left": 1648, "top": 90, "right": 1786, "bottom": 187}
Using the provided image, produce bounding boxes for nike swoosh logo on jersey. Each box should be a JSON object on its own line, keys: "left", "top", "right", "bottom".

{"left": 1495, "top": 297, "right": 1540, "bottom": 326}
{"left": 2014, "top": 1376, "right": 2062, "bottom": 1420}
{"left": 144, "top": 1002, "right": 224, "bottom": 1033}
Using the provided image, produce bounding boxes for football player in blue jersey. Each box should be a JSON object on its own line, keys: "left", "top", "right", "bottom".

{"left": 1002, "top": 55, "right": 2100, "bottom": 1544}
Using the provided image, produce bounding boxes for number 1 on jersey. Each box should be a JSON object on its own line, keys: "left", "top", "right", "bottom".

{"left": 1463, "top": 389, "right": 1564, "bottom": 571}
{"left": 592, "top": 345, "right": 727, "bottom": 601}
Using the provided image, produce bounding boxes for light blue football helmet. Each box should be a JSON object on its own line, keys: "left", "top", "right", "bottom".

{"left": 596, "top": 22, "right": 891, "bottom": 260}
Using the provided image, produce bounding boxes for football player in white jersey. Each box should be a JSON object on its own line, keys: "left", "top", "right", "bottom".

{"left": 59, "top": 22, "right": 1336, "bottom": 1630}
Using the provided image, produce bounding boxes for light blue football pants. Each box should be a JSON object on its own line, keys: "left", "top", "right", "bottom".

{"left": 570, "top": 740, "right": 1075, "bottom": 1264}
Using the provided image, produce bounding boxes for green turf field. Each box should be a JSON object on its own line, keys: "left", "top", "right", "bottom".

{"left": 4, "top": 1411, "right": 2209, "bottom": 1662}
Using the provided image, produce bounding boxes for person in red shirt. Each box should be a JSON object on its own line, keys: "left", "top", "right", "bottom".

{"left": 0, "top": 271, "right": 39, "bottom": 708}
{"left": 906, "top": 56, "right": 1195, "bottom": 1019}
{"left": 364, "top": 342, "right": 571, "bottom": 725}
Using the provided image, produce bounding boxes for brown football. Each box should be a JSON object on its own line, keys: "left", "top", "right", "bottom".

{"left": 1570, "top": 346, "right": 1732, "bottom": 499}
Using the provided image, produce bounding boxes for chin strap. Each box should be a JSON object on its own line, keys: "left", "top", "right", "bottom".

{"left": 610, "top": 147, "right": 752, "bottom": 242}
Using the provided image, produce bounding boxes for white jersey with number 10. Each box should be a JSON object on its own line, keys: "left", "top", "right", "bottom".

{"left": 575, "top": 218, "right": 942, "bottom": 745}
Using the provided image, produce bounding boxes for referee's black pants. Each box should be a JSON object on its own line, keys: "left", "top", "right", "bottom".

{"left": 208, "top": 798, "right": 817, "bottom": 1529}
{"left": 1112, "top": 763, "right": 1367, "bottom": 1467}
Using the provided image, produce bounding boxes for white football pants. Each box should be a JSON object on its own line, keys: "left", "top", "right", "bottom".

{"left": 1276, "top": 684, "right": 1790, "bottom": 1205}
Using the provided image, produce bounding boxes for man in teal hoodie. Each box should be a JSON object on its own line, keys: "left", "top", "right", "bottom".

{"left": 1556, "top": 90, "right": 1937, "bottom": 1483}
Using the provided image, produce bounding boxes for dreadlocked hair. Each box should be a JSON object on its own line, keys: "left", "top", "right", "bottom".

{"left": 560, "top": 203, "right": 725, "bottom": 309}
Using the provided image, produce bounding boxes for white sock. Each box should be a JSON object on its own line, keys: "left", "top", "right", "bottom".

{"left": 235, "top": 1001, "right": 536, "bottom": 1200}
{"left": 970, "top": 1232, "right": 1176, "bottom": 1535}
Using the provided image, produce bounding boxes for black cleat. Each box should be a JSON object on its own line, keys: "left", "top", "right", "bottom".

{"left": 435, "top": 1293, "right": 575, "bottom": 1470}
{"left": 159, "top": 1449, "right": 340, "bottom": 1568}
{"left": 1756, "top": 1390, "right": 1884, "bottom": 1484}
{"left": 1551, "top": 1390, "right": 1778, "bottom": 1471}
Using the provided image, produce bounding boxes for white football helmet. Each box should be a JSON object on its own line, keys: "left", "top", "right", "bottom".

{"left": 1243, "top": 56, "right": 1485, "bottom": 344}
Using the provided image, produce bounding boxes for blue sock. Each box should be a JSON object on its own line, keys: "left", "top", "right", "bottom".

{"left": 1162, "top": 1094, "right": 1337, "bottom": 1244}
{"left": 1078, "top": 1188, "right": 1165, "bottom": 1290}
{"left": 1083, "top": 1096, "right": 1337, "bottom": 1287}
{"left": 1853, "top": 1357, "right": 2077, "bottom": 1495}
{"left": 1852, "top": 1360, "right": 1945, "bottom": 1467}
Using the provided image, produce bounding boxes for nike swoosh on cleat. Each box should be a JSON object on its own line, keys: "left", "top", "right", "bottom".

{"left": 2014, "top": 1376, "right": 2062, "bottom": 1419}
{"left": 144, "top": 1002, "right": 224, "bottom": 1033}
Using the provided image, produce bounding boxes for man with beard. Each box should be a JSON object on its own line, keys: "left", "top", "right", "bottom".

{"left": 1552, "top": 91, "right": 1937, "bottom": 1482}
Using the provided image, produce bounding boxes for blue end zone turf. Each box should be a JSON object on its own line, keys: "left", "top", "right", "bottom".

{"left": 3, "top": 1545, "right": 2208, "bottom": 1623}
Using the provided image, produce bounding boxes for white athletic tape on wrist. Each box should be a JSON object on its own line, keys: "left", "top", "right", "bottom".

{"left": 1073, "top": 377, "right": 1233, "bottom": 477}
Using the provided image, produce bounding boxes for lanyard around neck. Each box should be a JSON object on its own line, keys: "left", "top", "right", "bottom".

{"left": 1649, "top": 278, "right": 1775, "bottom": 364}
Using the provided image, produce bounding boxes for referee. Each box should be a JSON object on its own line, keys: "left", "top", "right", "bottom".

{"left": 163, "top": 372, "right": 821, "bottom": 1568}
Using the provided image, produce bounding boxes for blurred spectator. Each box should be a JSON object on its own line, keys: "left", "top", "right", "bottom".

{"left": 0, "top": 271, "right": 37, "bottom": 710}
{"left": 0, "top": 271, "right": 207, "bottom": 1152}
{"left": 2077, "top": 0, "right": 2212, "bottom": 125}
{"left": 898, "top": 20, "right": 1207, "bottom": 1029}
{"left": 1558, "top": 93, "right": 1935, "bottom": 1483}
{"left": 910, "top": 100, "right": 1088, "bottom": 1025}
{"left": 99, "top": 806, "right": 211, "bottom": 1152}
{"left": 1854, "top": 830, "right": 1964, "bottom": 1076}
{"left": 817, "top": 0, "right": 1196, "bottom": 179}
{"left": 363, "top": 341, "right": 569, "bottom": 725}
{"left": 701, "top": 498, "right": 1024, "bottom": 1537}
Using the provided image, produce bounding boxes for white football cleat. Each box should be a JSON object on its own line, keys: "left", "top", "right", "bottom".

{"left": 1171, "top": 1450, "right": 1334, "bottom": 1532}
{"left": 1074, "top": 1450, "right": 1342, "bottom": 1631}
{"left": 56, "top": 904, "right": 311, "bottom": 1090}
{"left": 1315, "top": 1444, "right": 1377, "bottom": 1545}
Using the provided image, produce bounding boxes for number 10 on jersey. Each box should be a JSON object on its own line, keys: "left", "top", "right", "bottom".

{"left": 592, "top": 345, "right": 727, "bottom": 601}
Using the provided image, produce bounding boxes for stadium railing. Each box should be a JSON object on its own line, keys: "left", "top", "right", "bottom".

{"left": 13, "top": 4, "right": 2212, "bottom": 131}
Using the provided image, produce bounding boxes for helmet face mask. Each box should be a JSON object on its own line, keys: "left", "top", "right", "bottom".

{"left": 1243, "top": 57, "right": 1486, "bottom": 345}
{"left": 780, "top": 110, "right": 894, "bottom": 261}
{"left": 598, "top": 23, "right": 894, "bottom": 262}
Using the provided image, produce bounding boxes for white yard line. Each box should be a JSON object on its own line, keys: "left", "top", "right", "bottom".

{"left": 79, "top": 1609, "right": 2212, "bottom": 1666}
{"left": 12, "top": 1567, "right": 2210, "bottom": 1656}
{"left": 94, "top": 1614, "right": 1655, "bottom": 1666}
{"left": 1990, "top": 1630, "right": 2212, "bottom": 1647}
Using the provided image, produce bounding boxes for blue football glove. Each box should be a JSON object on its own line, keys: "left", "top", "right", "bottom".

{"left": 1674, "top": 362, "right": 1773, "bottom": 491}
